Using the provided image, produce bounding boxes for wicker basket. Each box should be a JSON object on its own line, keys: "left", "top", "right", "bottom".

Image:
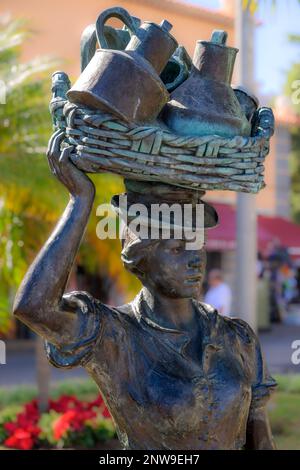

{"left": 60, "top": 103, "right": 270, "bottom": 193}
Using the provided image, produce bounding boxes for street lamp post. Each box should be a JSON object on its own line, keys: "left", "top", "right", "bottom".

{"left": 235, "top": 0, "right": 257, "bottom": 330}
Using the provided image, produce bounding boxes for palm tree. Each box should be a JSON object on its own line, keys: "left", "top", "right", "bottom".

{"left": 0, "top": 15, "right": 59, "bottom": 336}
{"left": 0, "top": 15, "right": 138, "bottom": 409}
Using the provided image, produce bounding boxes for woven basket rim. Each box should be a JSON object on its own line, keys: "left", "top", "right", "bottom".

{"left": 63, "top": 102, "right": 266, "bottom": 149}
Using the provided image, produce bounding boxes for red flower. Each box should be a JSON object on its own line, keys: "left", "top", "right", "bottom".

{"left": 4, "top": 422, "right": 18, "bottom": 434}
{"left": 24, "top": 400, "right": 39, "bottom": 416}
{"left": 49, "top": 395, "right": 83, "bottom": 413}
{"left": 3, "top": 393, "right": 113, "bottom": 449}
{"left": 4, "top": 429, "right": 35, "bottom": 450}
{"left": 87, "top": 395, "right": 104, "bottom": 409}
{"left": 3, "top": 399, "right": 41, "bottom": 450}
{"left": 102, "top": 407, "right": 111, "bottom": 419}
{"left": 53, "top": 409, "right": 77, "bottom": 440}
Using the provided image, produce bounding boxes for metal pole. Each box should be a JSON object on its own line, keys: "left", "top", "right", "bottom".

{"left": 235, "top": 0, "right": 257, "bottom": 330}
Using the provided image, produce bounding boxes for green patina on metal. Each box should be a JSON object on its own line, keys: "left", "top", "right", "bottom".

{"left": 49, "top": 6, "right": 274, "bottom": 194}
{"left": 14, "top": 6, "right": 277, "bottom": 452}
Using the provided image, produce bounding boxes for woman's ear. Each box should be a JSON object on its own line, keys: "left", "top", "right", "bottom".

{"left": 121, "top": 247, "right": 146, "bottom": 278}
{"left": 131, "top": 249, "right": 149, "bottom": 280}
{"left": 131, "top": 266, "right": 146, "bottom": 280}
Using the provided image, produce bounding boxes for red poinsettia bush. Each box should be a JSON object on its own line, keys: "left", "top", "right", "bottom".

{"left": 0, "top": 395, "right": 115, "bottom": 449}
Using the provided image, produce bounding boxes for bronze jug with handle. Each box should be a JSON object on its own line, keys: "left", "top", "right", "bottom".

{"left": 161, "top": 30, "right": 251, "bottom": 138}
{"left": 67, "top": 7, "right": 177, "bottom": 124}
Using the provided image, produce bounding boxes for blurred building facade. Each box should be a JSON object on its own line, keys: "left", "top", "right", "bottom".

{"left": 1, "top": 0, "right": 299, "bottom": 321}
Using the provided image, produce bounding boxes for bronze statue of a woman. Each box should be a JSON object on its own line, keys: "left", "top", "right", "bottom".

{"left": 13, "top": 130, "right": 276, "bottom": 450}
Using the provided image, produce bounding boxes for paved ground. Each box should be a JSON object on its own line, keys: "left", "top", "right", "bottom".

{"left": 260, "top": 323, "right": 300, "bottom": 374}
{"left": 1, "top": 312, "right": 300, "bottom": 387}
{"left": 0, "top": 346, "right": 88, "bottom": 387}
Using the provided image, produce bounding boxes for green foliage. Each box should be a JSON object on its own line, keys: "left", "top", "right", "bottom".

{"left": 242, "top": 0, "right": 279, "bottom": 14}
{"left": 0, "top": 405, "right": 22, "bottom": 425}
{"left": 51, "top": 379, "right": 99, "bottom": 400}
{"left": 1, "top": 376, "right": 300, "bottom": 449}
{"left": 267, "top": 375, "right": 300, "bottom": 449}
{"left": 268, "top": 391, "right": 300, "bottom": 449}
{"left": 0, "top": 392, "right": 117, "bottom": 449}
{"left": 242, "top": 0, "right": 300, "bottom": 14}
{"left": 38, "top": 410, "right": 61, "bottom": 446}
{"left": 289, "top": 130, "right": 300, "bottom": 223}
{"left": 0, "top": 378, "right": 98, "bottom": 408}
{"left": 65, "top": 418, "right": 115, "bottom": 449}
{"left": 0, "top": 15, "right": 137, "bottom": 336}
{"left": 274, "top": 373, "right": 300, "bottom": 394}
{"left": 0, "top": 404, "right": 22, "bottom": 441}
{"left": 0, "top": 15, "right": 61, "bottom": 334}
{"left": 284, "top": 34, "right": 300, "bottom": 224}
{"left": 285, "top": 63, "right": 300, "bottom": 117}
{"left": 37, "top": 410, "right": 115, "bottom": 449}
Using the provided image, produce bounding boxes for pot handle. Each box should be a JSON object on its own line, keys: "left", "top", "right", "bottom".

{"left": 96, "top": 7, "right": 138, "bottom": 50}
{"left": 80, "top": 24, "right": 97, "bottom": 71}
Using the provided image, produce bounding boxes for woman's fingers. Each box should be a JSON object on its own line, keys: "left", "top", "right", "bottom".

{"left": 57, "top": 147, "right": 74, "bottom": 186}
{"left": 59, "top": 147, "right": 85, "bottom": 189}
{"left": 59, "top": 146, "right": 73, "bottom": 164}
{"left": 46, "top": 129, "right": 62, "bottom": 157}
{"left": 46, "top": 133, "right": 93, "bottom": 196}
{"left": 51, "top": 131, "right": 65, "bottom": 158}
{"left": 47, "top": 130, "right": 65, "bottom": 177}
{"left": 47, "top": 154, "right": 55, "bottom": 174}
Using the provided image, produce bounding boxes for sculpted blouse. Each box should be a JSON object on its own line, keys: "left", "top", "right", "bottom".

{"left": 45, "top": 290, "right": 276, "bottom": 450}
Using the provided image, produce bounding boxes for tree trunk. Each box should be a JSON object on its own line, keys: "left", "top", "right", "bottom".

{"left": 35, "top": 335, "right": 51, "bottom": 412}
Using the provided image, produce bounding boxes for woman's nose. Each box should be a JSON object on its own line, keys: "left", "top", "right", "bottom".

{"left": 188, "top": 255, "right": 202, "bottom": 269}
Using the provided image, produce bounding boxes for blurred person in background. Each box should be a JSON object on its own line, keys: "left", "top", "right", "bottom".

{"left": 279, "top": 264, "right": 298, "bottom": 307}
{"left": 256, "top": 252, "right": 271, "bottom": 331}
{"left": 204, "top": 269, "right": 232, "bottom": 316}
{"left": 266, "top": 239, "right": 298, "bottom": 322}
{"left": 257, "top": 251, "right": 265, "bottom": 278}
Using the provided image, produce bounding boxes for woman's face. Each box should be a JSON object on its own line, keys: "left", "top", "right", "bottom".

{"left": 143, "top": 238, "right": 207, "bottom": 299}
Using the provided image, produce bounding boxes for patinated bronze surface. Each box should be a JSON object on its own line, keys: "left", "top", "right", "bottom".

{"left": 67, "top": 7, "right": 177, "bottom": 123}
{"left": 13, "top": 132, "right": 276, "bottom": 450}
{"left": 161, "top": 30, "right": 252, "bottom": 137}
{"left": 13, "top": 6, "right": 276, "bottom": 450}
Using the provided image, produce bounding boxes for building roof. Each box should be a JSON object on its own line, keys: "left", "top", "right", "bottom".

{"left": 207, "top": 202, "right": 300, "bottom": 260}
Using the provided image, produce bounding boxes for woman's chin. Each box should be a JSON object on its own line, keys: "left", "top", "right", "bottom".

{"left": 168, "top": 284, "right": 202, "bottom": 299}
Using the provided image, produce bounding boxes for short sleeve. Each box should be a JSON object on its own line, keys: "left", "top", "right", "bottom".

{"left": 45, "top": 291, "right": 103, "bottom": 369}
{"left": 250, "top": 334, "right": 277, "bottom": 409}
{"left": 230, "top": 317, "right": 277, "bottom": 408}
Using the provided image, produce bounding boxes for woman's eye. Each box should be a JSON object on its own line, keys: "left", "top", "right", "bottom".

{"left": 171, "top": 246, "right": 182, "bottom": 254}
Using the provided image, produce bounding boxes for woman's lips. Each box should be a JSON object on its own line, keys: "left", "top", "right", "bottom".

{"left": 184, "top": 275, "right": 202, "bottom": 285}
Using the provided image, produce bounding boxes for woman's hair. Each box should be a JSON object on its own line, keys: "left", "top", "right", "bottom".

{"left": 121, "top": 225, "right": 159, "bottom": 280}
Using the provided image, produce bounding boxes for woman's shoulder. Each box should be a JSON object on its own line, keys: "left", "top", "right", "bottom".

{"left": 61, "top": 290, "right": 134, "bottom": 322}
{"left": 61, "top": 290, "right": 108, "bottom": 315}
{"left": 223, "top": 316, "right": 257, "bottom": 345}
{"left": 45, "top": 290, "right": 126, "bottom": 369}
{"left": 195, "top": 301, "right": 277, "bottom": 397}
{"left": 197, "top": 300, "right": 256, "bottom": 346}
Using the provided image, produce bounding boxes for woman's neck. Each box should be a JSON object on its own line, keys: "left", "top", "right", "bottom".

{"left": 139, "top": 286, "right": 196, "bottom": 331}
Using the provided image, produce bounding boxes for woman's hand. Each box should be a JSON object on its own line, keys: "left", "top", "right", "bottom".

{"left": 47, "top": 130, "right": 95, "bottom": 199}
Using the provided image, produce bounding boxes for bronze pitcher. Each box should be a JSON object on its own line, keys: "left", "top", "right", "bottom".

{"left": 161, "top": 30, "right": 251, "bottom": 138}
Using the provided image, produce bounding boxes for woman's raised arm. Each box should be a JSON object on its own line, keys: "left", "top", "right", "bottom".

{"left": 13, "top": 131, "right": 95, "bottom": 344}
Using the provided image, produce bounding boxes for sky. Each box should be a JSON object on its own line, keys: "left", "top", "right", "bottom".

{"left": 188, "top": 0, "right": 300, "bottom": 97}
